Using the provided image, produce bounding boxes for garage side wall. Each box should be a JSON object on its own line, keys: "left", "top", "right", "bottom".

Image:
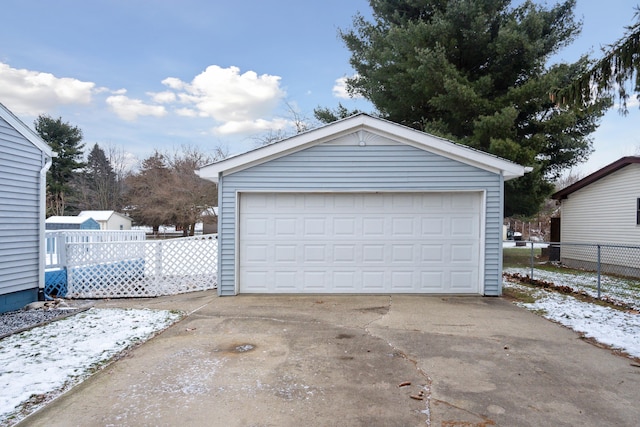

{"left": 0, "top": 116, "right": 43, "bottom": 312}
{"left": 218, "top": 143, "right": 502, "bottom": 295}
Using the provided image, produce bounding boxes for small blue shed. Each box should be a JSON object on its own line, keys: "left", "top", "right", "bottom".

{"left": 198, "top": 114, "right": 529, "bottom": 297}
{"left": 45, "top": 216, "right": 101, "bottom": 230}
{"left": 0, "top": 103, "right": 54, "bottom": 313}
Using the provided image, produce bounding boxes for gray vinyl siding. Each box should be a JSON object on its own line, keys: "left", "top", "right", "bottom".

{"left": 0, "top": 116, "right": 43, "bottom": 297}
{"left": 218, "top": 143, "right": 503, "bottom": 296}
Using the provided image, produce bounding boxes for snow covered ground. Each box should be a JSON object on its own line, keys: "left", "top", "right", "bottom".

{"left": 505, "top": 267, "right": 640, "bottom": 311}
{"left": 0, "top": 308, "right": 181, "bottom": 426}
{"left": 503, "top": 270, "right": 640, "bottom": 360}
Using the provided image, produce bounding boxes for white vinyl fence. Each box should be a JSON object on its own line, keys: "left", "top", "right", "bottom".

{"left": 46, "top": 231, "right": 218, "bottom": 298}
{"left": 45, "top": 230, "right": 147, "bottom": 269}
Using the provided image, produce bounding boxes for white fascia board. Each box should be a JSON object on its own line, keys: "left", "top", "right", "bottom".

{"left": 0, "top": 102, "right": 55, "bottom": 158}
{"left": 196, "top": 114, "right": 529, "bottom": 182}
{"left": 197, "top": 115, "right": 368, "bottom": 182}
{"left": 365, "top": 118, "right": 528, "bottom": 180}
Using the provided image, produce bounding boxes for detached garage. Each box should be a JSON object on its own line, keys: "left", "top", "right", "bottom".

{"left": 198, "top": 114, "right": 528, "bottom": 296}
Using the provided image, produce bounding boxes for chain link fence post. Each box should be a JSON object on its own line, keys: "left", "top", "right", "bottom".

{"left": 597, "top": 244, "right": 601, "bottom": 299}
{"left": 530, "top": 241, "right": 534, "bottom": 280}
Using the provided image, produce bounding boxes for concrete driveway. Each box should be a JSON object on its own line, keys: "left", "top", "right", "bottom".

{"left": 20, "top": 292, "right": 640, "bottom": 426}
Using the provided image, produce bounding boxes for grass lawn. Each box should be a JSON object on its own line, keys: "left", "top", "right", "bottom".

{"left": 502, "top": 246, "right": 541, "bottom": 268}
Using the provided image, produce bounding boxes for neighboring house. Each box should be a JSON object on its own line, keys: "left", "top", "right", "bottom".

{"left": 45, "top": 216, "right": 100, "bottom": 230}
{"left": 0, "top": 103, "right": 54, "bottom": 313}
{"left": 78, "top": 210, "right": 132, "bottom": 230}
{"left": 551, "top": 156, "right": 640, "bottom": 276}
{"left": 198, "top": 114, "right": 529, "bottom": 296}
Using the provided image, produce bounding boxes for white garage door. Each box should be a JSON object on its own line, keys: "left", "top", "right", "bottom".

{"left": 239, "top": 192, "right": 482, "bottom": 294}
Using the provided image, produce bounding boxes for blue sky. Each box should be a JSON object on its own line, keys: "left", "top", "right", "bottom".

{"left": 0, "top": 0, "right": 638, "bottom": 176}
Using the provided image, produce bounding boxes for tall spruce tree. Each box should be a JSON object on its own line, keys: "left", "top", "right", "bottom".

{"left": 35, "top": 115, "right": 85, "bottom": 216}
{"left": 75, "top": 144, "right": 121, "bottom": 211}
{"left": 125, "top": 151, "right": 173, "bottom": 234}
{"left": 339, "top": 0, "right": 610, "bottom": 216}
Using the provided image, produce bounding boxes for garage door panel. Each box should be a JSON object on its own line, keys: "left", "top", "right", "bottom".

{"left": 334, "top": 245, "right": 356, "bottom": 262}
{"left": 244, "top": 271, "right": 269, "bottom": 291}
{"left": 245, "top": 218, "right": 268, "bottom": 236}
{"left": 333, "top": 217, "right": 356, "bottom": 235}
{"left": 421, "top": 244, "right": 444, "bottom": 262}
{"left": 421, "top": 193, "right": 444, "bottom": 209}
{"left": 245, "top": 244, "right": 269, "bottom": 263}
{"left": 304, "top": 245, "right": 325, "bottom": 262}
{"left": 390, "top": 271, "right": 414, "bottom": 289}
{"left": 275, "top": 218, "right": 296, "bottom": 235}
{"left": 274, "top": 245, "right": 296, "bottom": 263}
{"left": 391, "top": 217, "right": 415, "bottom": 235}
{"left": 363, "top": 245, "right": 384, "bottom": 262}
{"left": 333, "top": 271, "right": 356, "bottom": 289}
{"left": 420, "top": 271, "right": 445, "bottom": 290}
{"left": 421, "top": 217, "right": 445, "bottom": 236}
{"left": 363, "top": 217, "right": 385, "bottom": 235}
{"left": 451, "top": 216, "right": 478, "bottom": 237}
{"left": 303, "top": 218, "right": 325, "bottom": 235}
{"left": 451, "top": 271, "right": 476, "bottom": 290}
{"left": 274, "top": 271, "right": 297, "bottom": 290}
{"left": 451, "top": 244, "right": 476, "bottom": 263}
{"left": 304, "top": 194, "right": 325, "bottom": 208}
{"left": 303, "top": 271, "right": 326, "bottom": 289}
{"left": 239, "top": 192, "right": 481, "bottom": 294}
{"left": 362, "top": 271, "right": 385, "bottom": 290}
{"left": 391, "top": 245, "right": 415, "bottom": 262}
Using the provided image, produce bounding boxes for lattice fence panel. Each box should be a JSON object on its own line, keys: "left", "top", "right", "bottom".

{"left": 66, "top": 234, "right": 218, "bottom": 298}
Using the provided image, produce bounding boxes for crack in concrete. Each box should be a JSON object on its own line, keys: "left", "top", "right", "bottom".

{"left": 363, "top": 295, "right": 433, "bottom": 426}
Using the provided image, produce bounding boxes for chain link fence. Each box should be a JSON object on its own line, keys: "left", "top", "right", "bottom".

{"left": 508, "top": 241, "right": 640, "bottom": 305}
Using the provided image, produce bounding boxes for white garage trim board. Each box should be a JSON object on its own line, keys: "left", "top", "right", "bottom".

{"left": 237, "top": 191, "right": 484, "bottom": 294}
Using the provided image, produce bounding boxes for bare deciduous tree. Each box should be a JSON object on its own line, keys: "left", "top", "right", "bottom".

{"left": 125, "top": 145, "right": 225, "bottom": 236}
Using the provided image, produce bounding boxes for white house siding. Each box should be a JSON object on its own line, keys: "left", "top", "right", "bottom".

{"left": 0, "top": 116, "right": 45, "bottom": 311}
{"left": 217, "top": 136, "right": 503, "bottom": 296}
{"left": 560, "top": 164, "right": 640, "bottom": 271}
{"left": 106, "top": 214, "right": 132, "bottom": 230}
{"left": 561, "top": 164, "right": 640, "bottom": 245}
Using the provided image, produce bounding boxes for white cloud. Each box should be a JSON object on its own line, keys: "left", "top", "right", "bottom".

{"left": 162, "top": 65, "right": 286, "bottom": 133}
{"left": 175, "top": 107, "right": 199, "bottom": 117}
{"left": 213, "top": 117, "right": 289, "bottom": 135}
{"left": 161, "top": 77, "right": 185, "bottom": 91}
{"left": 332, "top": 76, "right": 362, "bottom": 100}
{"left": 0, "top": 62, "right": 95, "bottom": 115}
{"left": 149, "top": 90, "right": 176, "bottom": 103}
{"left": 105, "top": 95, "right": 167, "bottom": 121}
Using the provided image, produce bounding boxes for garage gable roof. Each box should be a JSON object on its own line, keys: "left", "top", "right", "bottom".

{"left": 0, "top": 102, "right": 55, "bottom": 158}
{"left": 552, "top": 156, "right": 640, "bottom": 200}
{"left": 197, "top": 114, "right": 529, "bottom": 182}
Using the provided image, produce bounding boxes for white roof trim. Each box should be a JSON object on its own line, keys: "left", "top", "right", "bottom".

{"left": 46, "top": 216, "right": 95, "bottom": 224}
{"left": 78, "top": 210, "right": 132, "bottom": 222}
{"left": 0, "top": 102, "right": 55, "bottom": 158}
{"left": 197, "top": 114, "right": 528, "bottom": 182}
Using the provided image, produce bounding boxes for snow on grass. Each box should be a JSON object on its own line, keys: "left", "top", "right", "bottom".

{"left": 503, "top": 281, "right": 640, "bottom": 360}
{"left": 505, "top": 267, "right": 640, "bottom": 310}
{"left": 0, "top": 308, "right": 181, "bottom": 426}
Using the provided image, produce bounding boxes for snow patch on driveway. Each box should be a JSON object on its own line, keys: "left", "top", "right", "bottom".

{"left": 504, "top": 281, "right": 640, "bottom": 359}
{"left": 0, "top": 308, "right": 180, "bottom": 426}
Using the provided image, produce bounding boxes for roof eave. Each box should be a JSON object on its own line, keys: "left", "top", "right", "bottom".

{"left": 197, "top": 114, "right": 530, "bottom": 182}
{"left": 0, "top": 102, "right": 55, "bottom": 158}
{"left": 552, "top": 156, "right": 640, "bottom": 200}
